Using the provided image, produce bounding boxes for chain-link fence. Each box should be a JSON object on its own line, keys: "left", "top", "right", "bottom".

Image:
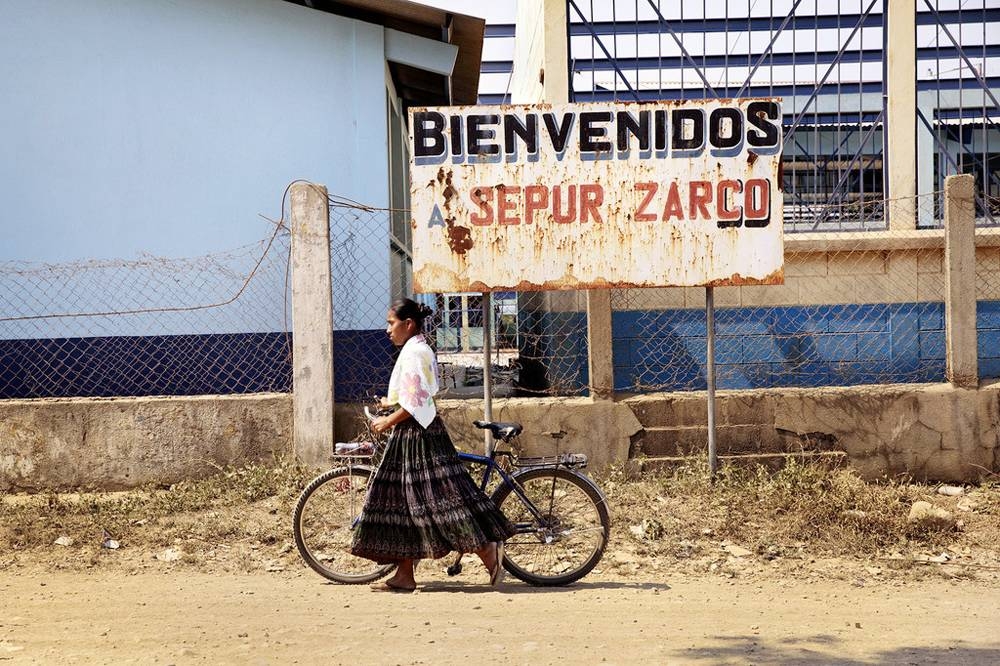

{"left": 611, "top": 193, "right": 948, "bottom": 393}
{"left": 2, "top": 187, "right": 984, "bottom": 402}
{"left": 0, "top": 225, "right": 292, "bottom": 399}
{"left": 327, "top": 198, "right": 591, "bottom": 402}
{"left": 326, "top": 191, "right": 965, "bottom": 401}
{"left": 976, "top": 228, "right": 1000, "bottom": 379}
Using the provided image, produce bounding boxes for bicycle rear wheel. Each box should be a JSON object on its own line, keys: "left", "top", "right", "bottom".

{"left": 293, "top": 466, "right": 395, "bottom": 584}
{"left": 491, "top": 467, "right": 610, "bottom": 586}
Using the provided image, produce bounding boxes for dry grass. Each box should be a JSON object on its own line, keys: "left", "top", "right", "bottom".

{"left": 3, "top": 458, "right": 999, "bottom": 580}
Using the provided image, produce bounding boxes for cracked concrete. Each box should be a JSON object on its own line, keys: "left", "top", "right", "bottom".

{"left": 3, "top": 383, "right": 998, "bottom": 490}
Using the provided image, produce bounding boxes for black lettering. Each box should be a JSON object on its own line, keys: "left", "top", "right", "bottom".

{"left": 671, "top": 108, "right": 705, "bottom": 151}
{"left": 654, "top": 110, "right": 668, "bottom": 151}
{"left": 579, "top": 111, "right": 613, "bottom": 153}
{"left": 747, "top": 101, "right": 781, "bottom": 148}
{"left": 503, "top": 113, "right": 538, "bottom": 155}
{"left": 616, "top": 110, "right": 650, "bottom": 152}
{"left": 542, "top": 112, "right": 575, "bottom": 153}
{"left": 449, "top": 115, "right": 463, "bottom": 156}
{"left": 709, "top": 107, "right": 743, "bottom": 150}
{"left": 413, "top": 111, "right": 446, "bottom": 157}
{"left": 467, "top": 114, "right": 500, "bottom": 156}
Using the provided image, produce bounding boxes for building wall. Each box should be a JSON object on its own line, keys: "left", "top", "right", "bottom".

{"left": 527, "top": 236, "right": 1000, "bottom": 395}
{"left": 0, "top": 0, "right": 400, "bottom": 400}
{"left": 1, "top": 0, "right": 391, "bottom": 322}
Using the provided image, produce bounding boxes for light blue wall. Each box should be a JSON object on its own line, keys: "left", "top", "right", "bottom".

{"left": 1, "top": 0, "right": 390, "bottom": 263}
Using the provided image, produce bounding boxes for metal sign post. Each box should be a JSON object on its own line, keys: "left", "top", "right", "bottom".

{"left": 481, "top": 291, "right": 494, "bottom": 455}
{"left": 706, "top": 287, "right": 718, "bottom": 479}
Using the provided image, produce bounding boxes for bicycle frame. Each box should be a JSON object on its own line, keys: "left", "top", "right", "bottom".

{"left": 457, "top": 450, "right": 552, "bottom": 531}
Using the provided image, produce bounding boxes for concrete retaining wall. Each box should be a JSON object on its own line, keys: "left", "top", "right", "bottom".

{"left": 625, "top": 382, "right": 1000, "bottom": 481}
{"left": 0, "top": 394, "right": 292, "bottom": 491}
{"left": 3, "top": 382, "right": 998, "bottom": 491}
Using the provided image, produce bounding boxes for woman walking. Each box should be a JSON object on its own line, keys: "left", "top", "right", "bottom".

{"left": 350, "top": 298, "right": 515, "bottom": 592}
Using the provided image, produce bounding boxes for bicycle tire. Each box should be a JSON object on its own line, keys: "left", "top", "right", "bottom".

{"left": 292, "top": 466, "right": 395, "bottom": 584}
{"left": 491, "top": 466, "right": 610, "bottom": 586}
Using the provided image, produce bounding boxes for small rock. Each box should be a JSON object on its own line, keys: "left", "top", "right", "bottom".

{"left": 907, "top": 501, "right": 956, "bottom": 531}
{"left": 53, "top": 536, "right": 73, "bottom": 547}
{"left": 156, "top": 548, "right": 182, "bottom": 562}
{"left": 721, "top": 543, "right": 753, "bottom": 558}
{"left": 957, "top": 499, "right": 979, "bottom": 512}
{"left": 841, "top": 509, "right": 868, "bottom": 520}
{"left": 101, "top": 538, "right": 120, "bottom": 550}
{"left": 937, "top": 485, "right": 965, "bottom": 497}
{"left": 629, "top": 518, "right": 664, "bottom": 541}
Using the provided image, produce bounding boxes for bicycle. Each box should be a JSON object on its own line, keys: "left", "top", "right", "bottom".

{"left": 292, "top": 407, "right": 611, "bottom": 586}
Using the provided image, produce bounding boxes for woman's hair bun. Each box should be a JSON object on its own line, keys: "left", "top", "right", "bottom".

{"left": 390, "top": 297, "right": 434, "bottom": 327}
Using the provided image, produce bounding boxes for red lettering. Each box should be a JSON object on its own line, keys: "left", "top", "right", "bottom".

{"left": 717, "top": 179, "right": 743, "bottom": 227}
{"left": 744, "top": 178, "right": 770, "bottom": 226}
{"left": 524, "top": 185, "right": 548, "bottom": 225}
{"left": 552, "top": 185, "right": 577, "bottom": 223}
{"left": 661, "top": 182, "right": 684, "bottom": 221}
{"left": 498, "top": 185, "right": 520, "bottom": 225}
{"left": 689, "top": 180, "right": 712, "bottom": 219}
{"left": 634, "top": 182, "right": 657, "bottom": 222}
{"left": 580, "top": 184, "right": 603, "bottom": 223}
{"left": 469, "top": 187, "right": 493, "bottom": 226}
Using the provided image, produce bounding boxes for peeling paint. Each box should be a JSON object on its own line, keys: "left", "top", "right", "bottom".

{"left": 410, "top": 98, "right": 785, "bottom": 293}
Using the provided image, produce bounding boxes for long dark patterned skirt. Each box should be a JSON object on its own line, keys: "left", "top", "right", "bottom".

{"left": 350, "top": 416, "right": 516, "bottom": 564}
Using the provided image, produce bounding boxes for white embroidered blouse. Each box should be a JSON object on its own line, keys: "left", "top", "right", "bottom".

{"left": 386, "top": 334, "right": 439, "bottom": 428}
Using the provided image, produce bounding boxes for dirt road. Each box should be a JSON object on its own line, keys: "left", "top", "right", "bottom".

{"left": 3, "top": 564, "right": 1000, "bottom": 665}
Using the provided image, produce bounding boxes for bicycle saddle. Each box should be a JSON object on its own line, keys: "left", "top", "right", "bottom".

{"left": 472, "top": 420, "right": 523, "bottom": 442}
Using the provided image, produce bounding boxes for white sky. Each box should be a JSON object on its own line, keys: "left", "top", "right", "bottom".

{"left": 416, "top": 0, "right": 516, "bottom": 23}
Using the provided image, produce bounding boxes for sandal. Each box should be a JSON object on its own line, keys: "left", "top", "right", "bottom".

{"left": 370, "top": 581, "right": 416, "bottom": 593}
{"left": 489, "top": 542, "right": 505, "bottom": 586}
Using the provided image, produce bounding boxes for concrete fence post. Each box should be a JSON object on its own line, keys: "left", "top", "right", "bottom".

{"left": 290, "top": 182, "right": 335, "bottom": 467}
{"left": 886, "top": 0, "right": 917, "bottom": 230}
{"left": 944, "top": 173, "right": 978, "bottom": 388}
{"left": 587, "top": 291, "right": 615, "bottom": 399}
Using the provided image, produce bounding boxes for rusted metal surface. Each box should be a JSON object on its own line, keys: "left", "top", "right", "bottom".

{"left": 409, "top": 99, "right": 784, "bottom": 293}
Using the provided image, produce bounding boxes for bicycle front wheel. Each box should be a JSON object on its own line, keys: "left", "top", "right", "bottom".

{"left": 292, "top": 466, "right": 395, "bottom": 584}
{"left": 491, "top": 467, "right": 610, "bottom": 586}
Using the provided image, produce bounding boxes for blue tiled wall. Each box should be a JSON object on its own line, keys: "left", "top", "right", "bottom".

{"left": 612, "top": 303, "right": 946, "bottom": 392}
{"left": 978, "top": 301, "right": 1000, "bottom": 379}
{"left": 0, "top": 330, "right": 395, "bottom": 401}
{"left": 11, "top": 301, "right": 991, "bottom": 400}
{"left": 0, "top": 333, "right": 292, "bottom": 399}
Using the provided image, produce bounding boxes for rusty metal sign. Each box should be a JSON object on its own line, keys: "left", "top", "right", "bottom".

{"left": 409, "top": 98, "right": 783, "bottom": 293}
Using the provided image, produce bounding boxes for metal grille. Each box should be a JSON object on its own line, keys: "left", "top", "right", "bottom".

{"left": 916, "top": 0, "right": 1000, "bottom": 227}
{"left": 566, "top": 0, "right": 1000, "bottom": 232}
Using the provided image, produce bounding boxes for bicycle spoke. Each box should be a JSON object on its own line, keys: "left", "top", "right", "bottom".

{"left": 494, "top": 468, "right": 609, "bottom": 585}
